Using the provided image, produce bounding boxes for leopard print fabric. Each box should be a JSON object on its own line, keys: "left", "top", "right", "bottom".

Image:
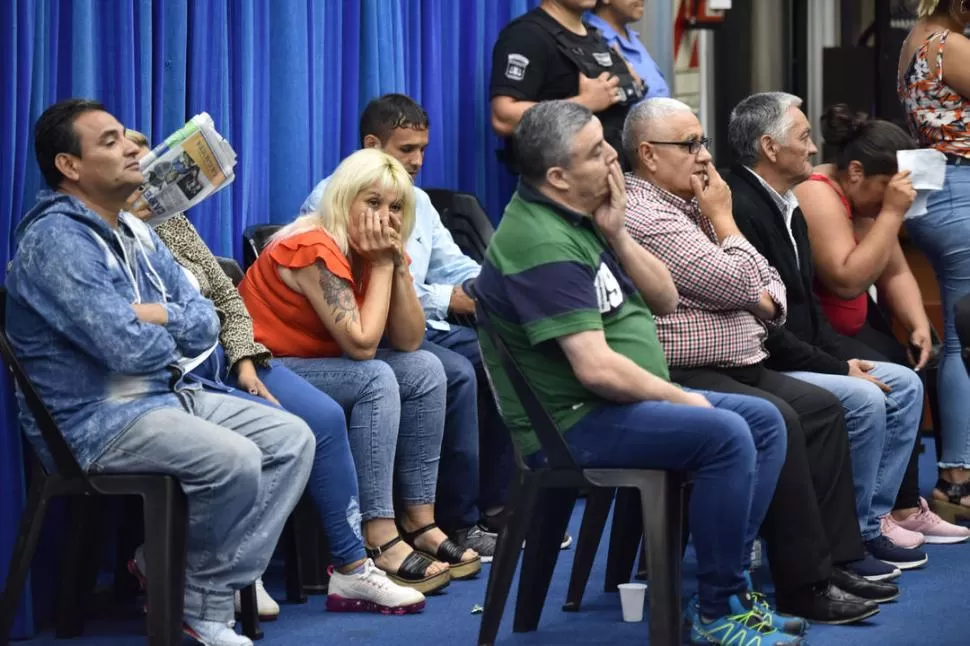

{"left": 153, "top": 214, "right": 272, "bottom": 369}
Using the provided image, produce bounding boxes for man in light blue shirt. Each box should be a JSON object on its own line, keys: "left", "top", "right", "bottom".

{"left": 587, "top": 0, "right": 670, "bottom": 100}
{"left": 301, "top": 94, "right": 510, "bottom": 557}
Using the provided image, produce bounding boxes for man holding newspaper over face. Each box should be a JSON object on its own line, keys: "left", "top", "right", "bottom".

{"left": 5, "top": 99, "right": 314, "bottom": 646}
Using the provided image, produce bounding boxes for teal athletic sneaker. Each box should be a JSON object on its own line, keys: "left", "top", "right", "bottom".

{"left": 686, "top": 575, "right": 808, "bottom": 637}
{"left": 743, "top": 571, "right": 808, "bottom": 635}
{"left": 690, "top": 593, "right": 805, "bottom": 645}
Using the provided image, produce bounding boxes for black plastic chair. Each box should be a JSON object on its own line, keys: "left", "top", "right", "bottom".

{"left": 424, "top": 189, "right": 494, "bottom": 264}
{"left": 563, "top": 487, "right": 690, "bottom": 612}
{"left": 426, "top": 189, "right": 495, "bottom": 328}
{"left": 475, "top": 303, "right": 686, "bottom": 646}
{"left": 242, "top": 225, "right": 282, "bottom": 270}
{"left": 216, "top": 256, "right": 245, "bottom": 287}
{"left": 0, "top": 287, "right": 262, "bottom": 644}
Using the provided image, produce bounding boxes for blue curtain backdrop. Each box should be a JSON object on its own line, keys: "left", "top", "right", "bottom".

{"left": 0, "top": 0, "right": 540, "bottom": 637}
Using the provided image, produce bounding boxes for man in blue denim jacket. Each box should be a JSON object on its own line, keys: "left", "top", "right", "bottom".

{"left": 301, "top": 94, "right": 517, "bottom": 559}
{"left": 7, "top": 100, "right": 314, "bottom": 646}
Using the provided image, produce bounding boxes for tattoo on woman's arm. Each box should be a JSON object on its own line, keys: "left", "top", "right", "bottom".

{"left": 316, "top": 261, "right": 358, "bottom": 325}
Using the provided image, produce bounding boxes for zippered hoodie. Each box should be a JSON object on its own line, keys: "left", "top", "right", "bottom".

{"left": 5, "top": 189, "right": 221, "bottom": 472}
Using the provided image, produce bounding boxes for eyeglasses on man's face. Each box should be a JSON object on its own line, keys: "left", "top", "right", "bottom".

{"left": 647, "top": 137, "right": 712, "bottom": 155}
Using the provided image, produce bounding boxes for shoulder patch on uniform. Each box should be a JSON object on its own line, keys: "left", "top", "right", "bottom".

{"left": 505, "top": 53, "right": 530, "bottom": 81}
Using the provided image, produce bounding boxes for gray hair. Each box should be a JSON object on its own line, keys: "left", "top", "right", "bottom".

{"left": 514, "top": 100, "right": 594, "bottom": 184}
{"left": 622, "top": 98, "right": 695, "bottom": 167}
{"left": 728, "top": 92, "right": 803, "bottom": 166}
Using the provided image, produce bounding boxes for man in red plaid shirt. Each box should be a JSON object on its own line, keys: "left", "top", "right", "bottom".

{"left": 620, "top": 97, "right": 896, "bottom": 625}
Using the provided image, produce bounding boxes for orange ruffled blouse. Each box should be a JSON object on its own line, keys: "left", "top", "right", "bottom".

{"left": 238, "top": 230, "right": 369, "bottom": 358}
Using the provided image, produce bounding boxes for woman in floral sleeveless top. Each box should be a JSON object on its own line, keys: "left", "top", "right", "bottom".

{"left": 898, "top": 0, "right": 970, "bottom": 522}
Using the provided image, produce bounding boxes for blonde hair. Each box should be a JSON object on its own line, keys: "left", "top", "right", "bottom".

{"left": 273, "top": 148, "right": 416, "bottom": 255}
{"left": 125, "top": 128, "right": 149, "bottom": 148}
{"left": 918, "top": 0, "right": 965, "bottom": 17}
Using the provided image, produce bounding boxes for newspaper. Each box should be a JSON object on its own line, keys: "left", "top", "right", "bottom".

{"left": 131, "top": 113, "right": 237, "bottom": 221}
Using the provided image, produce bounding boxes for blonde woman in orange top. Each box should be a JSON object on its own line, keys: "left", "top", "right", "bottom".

{"left": 239, "top": 149, "right": 480, "bottom": 593}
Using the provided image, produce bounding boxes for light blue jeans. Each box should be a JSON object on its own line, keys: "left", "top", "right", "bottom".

{"left": 280, "top": 349, "right": 447, "bottom": 522}
{"left": 89, "top": 389, "right": 315, "bottom": 622}
{"left": 906, "top": 163, "right": 970, "bottom": 468}
{"left": 786, "top": 362, "right": 923, "bottom": 541}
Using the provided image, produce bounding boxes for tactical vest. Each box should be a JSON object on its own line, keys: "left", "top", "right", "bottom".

{"left": 498, "top": 13, "right": 643, "bottom": 171}
{"left": 534, "top": 14, "right": 644, "bottom": 107}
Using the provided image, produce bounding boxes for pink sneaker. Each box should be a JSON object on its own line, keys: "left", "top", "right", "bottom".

{"left": 894, "top": 498, "right": 970, "bottom": 545}
{"left": 880, "top": 514, "right": 925, "bottom": 548}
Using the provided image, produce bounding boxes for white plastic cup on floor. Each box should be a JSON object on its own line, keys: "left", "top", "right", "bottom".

{"left": 617, "top": 582, "right": 648, "bottom": 622}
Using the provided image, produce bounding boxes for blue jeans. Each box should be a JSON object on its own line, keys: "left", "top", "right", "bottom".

{"left": 90, "top": 390, "right": 314, "bottom": 622}
{"left": 785, "top": 363, "right": 923, "bottom": 541}
{"left": 224, "top": 359, "right": 366, "bottom": 568}
{"left": 906, "top": 163, "right": 970, "bottom": 468}
{"left": 560, "top": 390, "right": 786, "bottom": 618}
{"left": 280, "top": 349, "right": 446, "bottom": 521}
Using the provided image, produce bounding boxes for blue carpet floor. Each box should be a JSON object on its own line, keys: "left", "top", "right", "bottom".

{"left": 16, "top": 439, "right": 970, "bottom": 645}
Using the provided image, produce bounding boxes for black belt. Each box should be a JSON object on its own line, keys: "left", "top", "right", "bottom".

{"left": 945, "top": 153, "right": 970, "bottom": 166}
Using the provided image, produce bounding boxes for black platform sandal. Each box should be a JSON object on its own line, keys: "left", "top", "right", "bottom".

{"left": 365, "top": 535, "right": 451, "bottom": 594}
{"left": 932, "top": 478, "right": 970, "bottom": 523}
{"left": 400, "top": 523, "right": 482, "bottom": 580}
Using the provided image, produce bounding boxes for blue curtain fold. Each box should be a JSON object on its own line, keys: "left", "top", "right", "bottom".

{"left": 1, "top": 0, "right": 34, "bottom": 638}
{"left": 0, "top": 0, "right": 542, "bottom": 637}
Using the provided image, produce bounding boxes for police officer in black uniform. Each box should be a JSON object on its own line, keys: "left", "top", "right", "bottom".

{"left": 490, "top": 0, "right": 644, "bottom": 169}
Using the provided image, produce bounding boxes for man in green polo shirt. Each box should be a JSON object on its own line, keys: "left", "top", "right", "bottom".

{"left": 474, "top": 100, "right": 803, "bottom": 645}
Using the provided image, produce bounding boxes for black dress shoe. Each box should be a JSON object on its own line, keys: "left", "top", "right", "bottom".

{"left": 831, "top": 567, "right": 901, "bottom": 603}
{"left": 776, "top": 582, "right": 880, "bottom": 625}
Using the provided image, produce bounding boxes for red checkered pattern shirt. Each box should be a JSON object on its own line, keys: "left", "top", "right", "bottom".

{"left": 624, "top": 173, "right": 787, "bottom": 368}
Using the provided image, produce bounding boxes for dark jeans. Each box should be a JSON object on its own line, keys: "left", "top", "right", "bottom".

{"left": 425, "top": 324, "right": 514, "bottom": 519}
{"left": 671, "top": 364, "right": 865, "bottom": 595}
{"left": 561, "top": 390, "right": 786, "bottom": 618}
{"left": 850, "top": 322, "right": 922, "bottom": 511}
{"left": 423, "top": 323, "right": 508, "bottom": 533}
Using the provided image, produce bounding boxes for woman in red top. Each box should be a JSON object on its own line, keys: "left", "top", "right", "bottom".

{"left": 794, "top": 105, "right": 969, "bottom": 543}
{"left": 795, "top": 106, "right": 926, "bottom": 352}
{"left": 240, "top": 149, "right": 480, "bottom": 593}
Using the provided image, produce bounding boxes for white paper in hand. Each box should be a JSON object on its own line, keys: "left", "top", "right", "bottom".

{"left": 896, "top": 149, "right": 947, "bottom": 219}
